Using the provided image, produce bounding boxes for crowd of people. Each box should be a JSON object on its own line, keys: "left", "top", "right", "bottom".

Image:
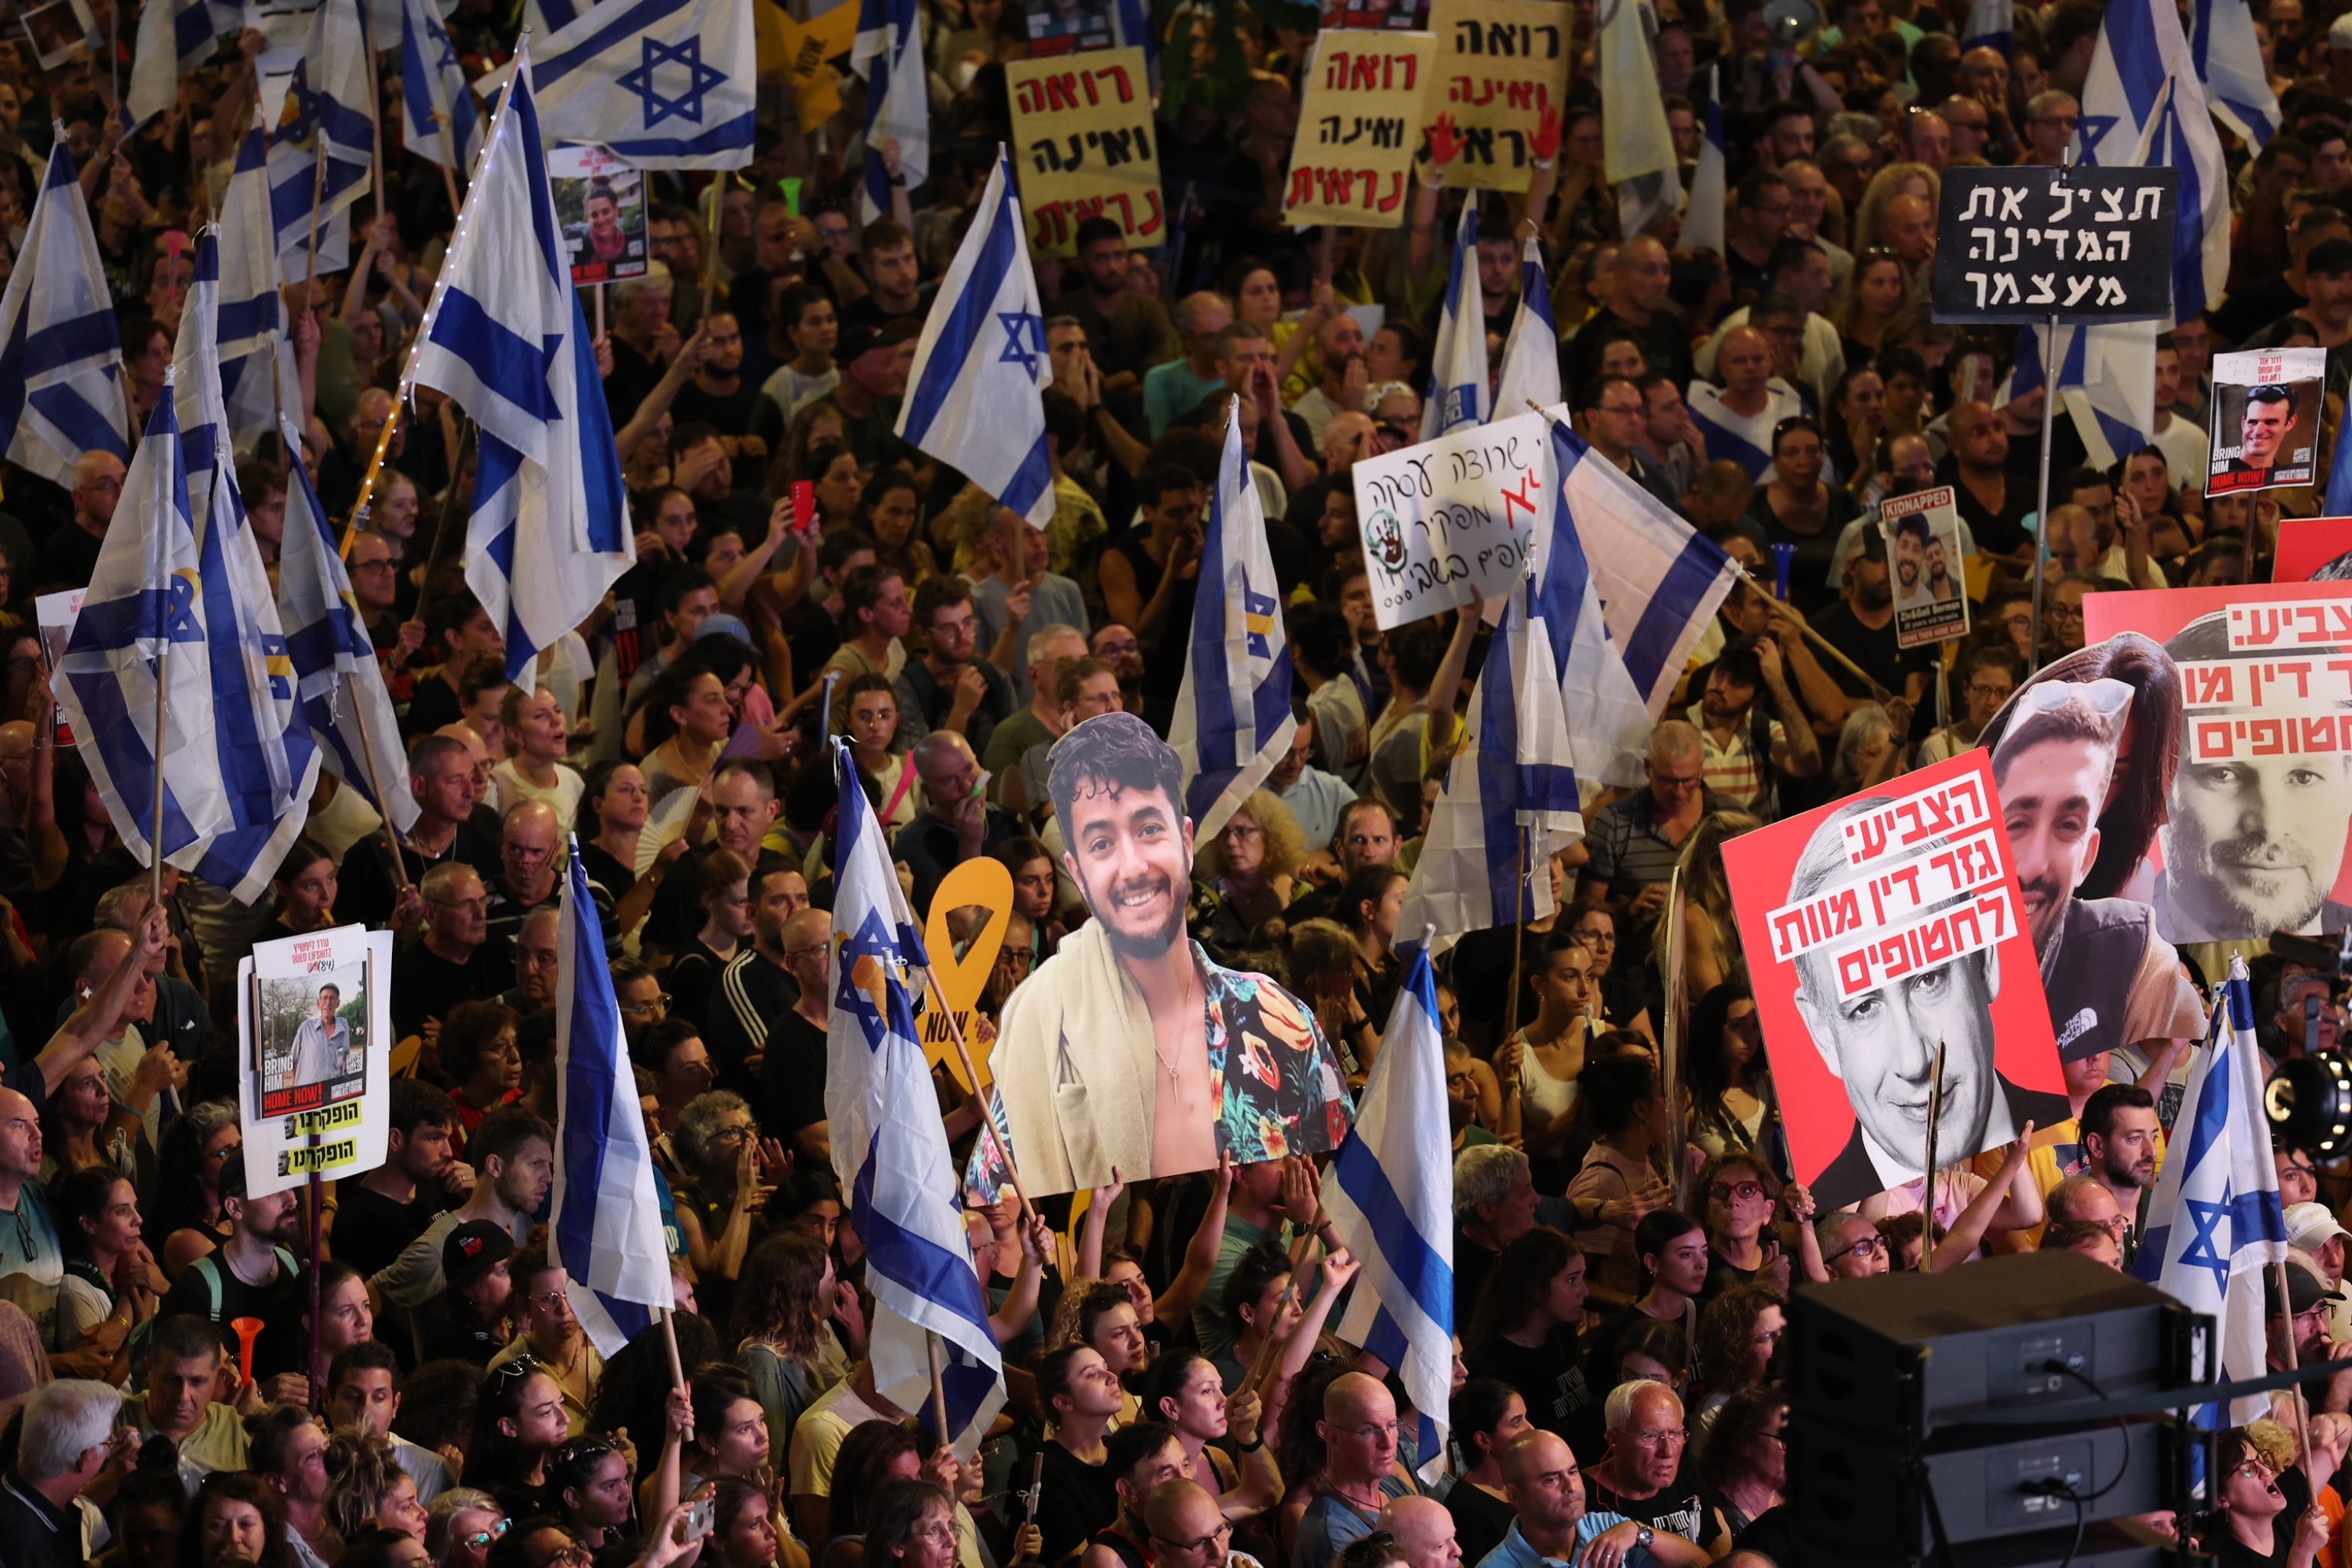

{"left": 0, "top": 0, "right": 2350, "bottom": 1564}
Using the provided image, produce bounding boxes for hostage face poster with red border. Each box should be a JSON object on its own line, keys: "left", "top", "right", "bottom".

{"left": 2082, "top": 583, "right": 2352, "bottom": 944}
{"left": 1720, "top": 752, "right": 2068, "bottom": 1210}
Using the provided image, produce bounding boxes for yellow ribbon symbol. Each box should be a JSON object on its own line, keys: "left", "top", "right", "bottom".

{"left": 921, "top": 857, "right": 1015, "bottom": 1093}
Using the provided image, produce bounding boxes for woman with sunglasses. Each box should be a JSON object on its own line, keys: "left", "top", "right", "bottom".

{"left": 468, "top": 1360, "right": 573, "bottom": 1519}
{"left": 425, "top": 1489, "right": 506, "bottom": 1568}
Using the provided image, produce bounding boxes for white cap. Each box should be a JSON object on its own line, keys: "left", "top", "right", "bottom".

{"left": 2329, "top": 11, "right": 2352, "bottom": 50}
{"left": 2285, "top": 1200, "right": 2352, "bottom": 1252}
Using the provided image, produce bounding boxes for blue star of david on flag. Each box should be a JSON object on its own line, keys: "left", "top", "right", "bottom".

{"left": 998, "top": 310, "right": 1046, "bottom": 374}
{"left": 620, "top": 34, "right": 727, "bottom": 126}
{"left": 2177, "top": 1187, "right": 2234, "bottom": 1295}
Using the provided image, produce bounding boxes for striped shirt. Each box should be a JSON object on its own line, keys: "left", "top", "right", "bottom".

{"left": 1687, "top": 702, "right": 1784, "bottom": 815}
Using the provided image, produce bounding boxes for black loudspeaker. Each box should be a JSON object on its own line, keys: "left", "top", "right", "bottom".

{"left": 1787, "top": 1252, "right": 2212, "bottom": 1568}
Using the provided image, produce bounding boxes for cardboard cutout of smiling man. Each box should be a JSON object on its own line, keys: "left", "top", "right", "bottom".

{"left": 978, "top": 713, "right": 1354, "bottom": 1195}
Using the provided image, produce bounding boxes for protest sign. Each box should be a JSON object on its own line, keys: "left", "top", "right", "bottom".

{"left": 1929, "top": 165, "right": 2179, "bottom": 324}
{"left": 238, "top": 924, "right": 394, "bottom": 1198}
{"left": 1285, "top": 33, "right": 1433, "bottom": 227}
{"left": 2274, "top": 517, "right": 2352, "bottom": 583}
{"left": 1024, "top": 0, "right": 1114, "bottom": 54}
{"left": 971, "top": 714, "right": 1353, "bottom": 1195}
{"left": 777, "top": 5, "right": 858, "bottom": 132}
{"left": 1721, "top": 753, "right": 2068, "bottom": 1210}
{"left": 34, "top": 589, "right": 80, "bottom": 745}
{"left": 1880, "top": 487, "right": 1970, "bottom": 648}
{"left": 1351, "top": 408, "right": 1550, "bottom": 629}
{"left": 1423, "top": 0, "right": 1566, "bottom": 194}
{"left": 2207, "top": 348, "right": 2324, "bottom": 497}
{"left": 2082, "top": 583, "right": 2352, "bottom": 943}
{"left": 1324, "top": 0, "right": 1432, "bottom": 28}
{"left": 21, "top": 0, "right": 81, "bottom": 67}
{"left": 1005, "top": 49, "right": 1163, "bottom": 254}
{"left": 923, "top": 858, "right": 1015, "bottom": 1093}
{"left": 548, "top": 146, "right": 648, "bottom": 288}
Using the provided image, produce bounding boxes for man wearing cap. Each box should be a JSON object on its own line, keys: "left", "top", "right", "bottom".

{"left": 413, "top": 1220, "right": 518, "bottom": 1364}
{"left": 2289, "top": 1201, "right": 2352, "bottom": 1342}
{"left": 2268, "top": 1261, "right": 2352, "bottom": 1413}
{"left": 828, "top": 318, "right": 920, "bottom": 469}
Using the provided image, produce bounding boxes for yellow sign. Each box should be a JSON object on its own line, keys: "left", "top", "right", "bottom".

{"left": 1286, "top": 32, "right": 1433, "bottom": 227}
{"left": 920, "top": 857, "right": 1016, "bottom": 1093}
{"left": 776, "top": 2, "right": 857, "bottom": 131}
{"left": 1425, "top": 0, "right": 1570, "bottom": 193}
{"left": 1005, "top": 47, "right": 1165, "bottom": 255}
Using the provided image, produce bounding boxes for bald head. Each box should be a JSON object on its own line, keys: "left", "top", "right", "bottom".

{"left": 1325, "top": 1370, "right": 1391, "bottom": 1426}
{"left": 1500, "top": 1428, "right": 1573, "bottom": 1488}
{"left": 1140, "top": 1479, "right": 1221, "bottom": 1544}
{"left": 1379, "top": 1496, "right": 1459, "bottom": 1568}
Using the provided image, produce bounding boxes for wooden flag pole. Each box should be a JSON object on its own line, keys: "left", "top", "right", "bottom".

{"left": 147, "top": 645, "right": 168, "bottom": 911}
{"left": 1919, "top": 1041, "right": 1947, "bottom": 1272}
{"left": 923, "top": 967, "right": 1036, "bottom": 1230}
{"left": 658, "top": 1306, "right": 692, "bottom": 1439}
{"left": 926, "top": 1331, "right": 951, "bottom": 1448}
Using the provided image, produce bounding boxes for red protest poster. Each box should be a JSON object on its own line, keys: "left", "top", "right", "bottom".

{"left": 1720, "top": 752, "right": 2068, "bottom": 1211}
{"left": 2272, "top": 517, "right": 2352, "bottom": 583}
{"left": 2082, "top": 583, "right": 2352, "bottom": 943}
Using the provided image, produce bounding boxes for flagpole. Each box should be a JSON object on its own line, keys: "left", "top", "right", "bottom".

{"left": 1662, "top": 864, "right": 1688, "bottom": 1210}
{"left": 1242, "top": 1225, "right": 1325, "bottom": 1396}
{"left": 1919, "top": 1040, "right": 1946, "bottom": 1272}
{"left": 2027, "top": 154, "right": 2072, "bottom": 673}
{"left": 658, "top": 1305, "right": 693, "bottom": 1439}
{"left": 1504, "top": 825, "right": 1527, "bottom": 1051}
{"left": 342, "top": 671, "right": 412, "bottom": 892}
{"left": 2277, "top": 1258, "right": 2313, "bottom": 1459}
{"left": 302, "top": 133, "right": 328, "bottom": 299}
{"left": 926, "top": 1331, "right": 950, "bottom": 1446}
{"left": 923, "top": 969, "right": 1037, "bottom": 1227}
{"left": 147, "top": 646, "right": 167, "bottom": 910}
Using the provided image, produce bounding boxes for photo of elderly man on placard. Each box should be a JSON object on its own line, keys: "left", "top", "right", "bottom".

{"left": 975, "top": 713, "right": 1354, "bottom": 1195}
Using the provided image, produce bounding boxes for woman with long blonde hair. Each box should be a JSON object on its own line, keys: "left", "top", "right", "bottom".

{"left": 1851, "top": 162, "right": 1942, "bottom": 266}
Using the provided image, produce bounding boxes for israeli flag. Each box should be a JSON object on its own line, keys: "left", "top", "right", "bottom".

{"left": 1172, "top": 404, "right": 1297, "bottom": 842}
{"left": 53, "top": 372, "right": 234, "bottom": 867}
{"left": 277, "top": 417, "right": 419, "bottom": 837}
{"left": 219, "top": 117, "right": 299, "bottom": 458}
{"left": 525, "top": 0, "right": 585, "bottom": 31}
{"left": 266, "top": 0, "right": 377, "bottom": 283}
{"left": 1548, "top": 418, "right": 1739, "bottom": 720}
{"left": 402, "top": 0, "right": 486, "bottom": 172}
{"left": 1493, "top": 237, "right": 1559, "bottom": 422}
{"left": 1686, "top": 379, "right": 1802, "bottom": 482}
{"left": 1537, "top": 422, "right": 1658, "bottom": 791}
{"left": 1600, "top": 0, "right": 1681, "bottom": 237}
{"left": 1681, "top": 66, "right": 1726, "bottom": 254}
{"left": 0, "top": 141, "right": 129, "bottom": 488}
{"left": 1399, "top": 578, "right": 1583, "bottom": 945}
{"left": 897, "top": 148, "right": 1054, "bottom": 529}
{"left": 2015, "top": 320, "right": 2156, "bottom": 470}
{"left": 1327, "top": 945, "right": 1455, "bottom": 1487}
{"left": 1963, "top": 0, "right": 2012, "bottom": 51}
{"left": 2077, "top": 0, "right": 2228, "bottom": 326}
{"left": 409, "top": 44, "right": 633, "bottom": 686}
{"left": 126, "top": 0, "right": 237, "bottom": 126}
{"left": 826, "top": 741, "right": 1005, "bottom": 1455}
{"left": 853, "top": 0, "right": 926, "bottom": 219}
{"left": 1423, "top": 203, "right": 1487, "bottom": 440}
{"left": 175, "top": 231, "right": 321, "bottom": 903}
{"left": 523, "top": 0, "right": 753, "bottom": 169}
{"left": 554, "top": 838, "right": 673, "bottom": 1354}
{"left": 2192, "top": 0, "right": 2278, "bottom": 148}
{"left": 2132, "top": 958, "right": 2286, "bottom": 1425}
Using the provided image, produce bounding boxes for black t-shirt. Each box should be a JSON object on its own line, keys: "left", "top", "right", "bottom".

{"left": 1037, "top": 1442, "right": 1119, "bottom": 1566}
{"left": 1745, "top": 489, "right": 1860, "bottom": 618}
{"left": 1464, "top": 1329, "right": 1600, "bottom": 1462}
{"left": 1584, "top": 1476, "right": 1723, "bottom": 1554}
{"left": 760, "top": 1008, "right": 831, "bottom": 1138}
{"left": 391, "top": 942, "right": 512, "bottom": 1040}
{"left": 1943, "top": 466, "right": 2036, "bottom": 560}
{"left": 671, "top": 379, "right": 766, "bottom": 439}
{"left": 1807, "top": 600, "right": 1936, "bottom": 706}
{"left": 335, "top": 1184, "right": 442, "bottom": 1280}
{"left": 1445, "top": 1481, "right": 1517, "bottom": 1568}
{"left": 416, "top": 1290, "right": 505, "bottom": 1365}
{"left": 407, "top": 675, "right": 464, "bottom": 737}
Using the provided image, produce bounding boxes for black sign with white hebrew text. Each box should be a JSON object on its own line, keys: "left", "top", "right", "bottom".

{"left": 1929, "top": 165, "right": 2179, "bottom": 325}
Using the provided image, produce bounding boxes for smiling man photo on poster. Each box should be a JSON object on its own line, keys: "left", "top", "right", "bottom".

{"left": 973, "top": 712, "right": 1354, "bottom": 1196}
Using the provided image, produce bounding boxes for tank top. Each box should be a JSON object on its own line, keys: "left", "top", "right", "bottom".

{"left": 1514, "top": 1029, "right": 1583, "bottom": 1125}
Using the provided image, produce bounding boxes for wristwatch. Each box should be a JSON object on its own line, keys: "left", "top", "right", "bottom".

{"left": 1635, "top": 1527, "right": 1655, "bottom": 1552}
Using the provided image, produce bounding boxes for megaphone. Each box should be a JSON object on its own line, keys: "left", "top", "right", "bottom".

{"left": 1765, "top": 0, "right": 1821, "bottom": 45}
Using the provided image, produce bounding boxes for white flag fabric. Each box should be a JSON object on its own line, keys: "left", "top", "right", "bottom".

{"left": 854, "top": 0, "right": 927, "bottom": 218}
{"left": 54, "top": 372, "right": 234, "bottom": 867}
{"left": 1399, "top": 581, "right": 1583, "bottom": 945}
{"left": 1328, "top": 946, "right": 1455, "bottom": 1487}
{"left": 266, "top": 0, "right": 376, "bottom": 282}
{"left": 1547, "top": 418, "right": 1740, "bottom": 722}
{"left": 1493, "top": 237, "right": 1559, "bottom": 422}
{"left": 175, "top": 230, "right": 319, "bottom": 903}
{"left": 1534, "top": 421, "right": 1656, "bottom": 791}
{"left": 1422, "top": 203, "right": 1488, "bottom": 440}
{"left": 2077, "top": 0, "right": 2228, "bottom": 325}
{"left": 554, "top": 839, "right": 673, "bottom": 1354}
{"left": 2192, "top": 0, "right": 2278, "bottom": 148}
{"left": 126, "top": 0, "right": 238, "bottom": 126}
{"left": 409, "top": 44, "right": 634, "bottom": 684}
{"left": 0, "top": 142, "right": 129, "bottom": 488}
{"left": 218, "top": 117, "right": 299, "bottom": 458}
{"left": 1171, "top": 407, "right": 1297, "bottom": 842}
{"left": 2132, "top": 959, "right": 2287, "bottom": 1424}
{"left": 825, "top": 743, "right": 1006, "bottom": 1455}
{"left": 401, "top": 0, "right": 487, "bottom": 172}
{"left": 277, "top": 416, "right": 419, "bottom": 836}
{"left": 1686, "top": 380, "right": 1803, "bottom": 481}
{"left": 2016, "top": 320, "right": 2157, "bottom": 472}
{"left": 1681, "top": 67, "right": 1726, "bottom": 254}
{"left": 519, "top": 0, "right": 753, "bottom": 168}
{"left": 896, "top": 148, "right": 1054, "bottom": 529}
{"left": 1601, "top": 0, "right": 1681, "bottom": 236}
{"left": 1962, "top": 0, "right": 2011, "bottom": 49}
